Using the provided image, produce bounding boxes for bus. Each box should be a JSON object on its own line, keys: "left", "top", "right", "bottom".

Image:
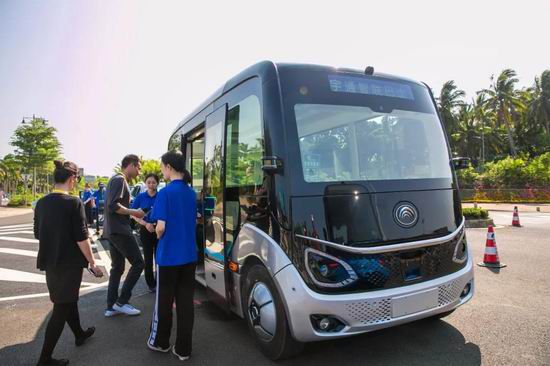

{"left": 168, "top": 61, "right": 474, "bottom": 360}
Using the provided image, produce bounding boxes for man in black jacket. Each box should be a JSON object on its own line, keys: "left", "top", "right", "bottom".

{"left": 104, "top": 154, "right": 146, "bottom": 317}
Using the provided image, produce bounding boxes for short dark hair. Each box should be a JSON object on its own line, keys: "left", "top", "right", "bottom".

{"left": 53, "top": 160, "right": 78, "bottom": 184}
{"left": 161, "top": 151, "right": 191, "bottom": 184}
{"left": 121, "top": 154, "right": 140, "bottom": 169}
{"left": 144, "top": 173, "right": 160, "bottom": 183}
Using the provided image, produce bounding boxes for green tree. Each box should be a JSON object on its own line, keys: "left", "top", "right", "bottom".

{"left": 0, "top": 154, "right": 23, "bottom": 194}
{"left": 528, "top": 70, "right": 550, "bottom": 135}
{"left": 10, "top": 117, "right": 61, "bottom": 197}
{"left": 452, "top": 104, "right": 479, "bottom": 159}
{"left": 480, "top": 69, "right": 524, "bottom": 157}
{"left": 438, "top": 80, "right": 466, "bottom": 141}
{"left": 141, "top": 159, "right": 161, "bottom": 180}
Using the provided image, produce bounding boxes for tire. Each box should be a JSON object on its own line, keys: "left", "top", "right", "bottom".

{"left": 241, "top": 264, "right": 303, "bottom": 360}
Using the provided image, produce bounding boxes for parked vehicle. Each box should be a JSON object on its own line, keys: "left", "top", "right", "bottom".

{"left": 169, "top": 61, "right": 474, "bottom": 359}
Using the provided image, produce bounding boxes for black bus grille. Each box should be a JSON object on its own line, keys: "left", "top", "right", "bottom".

{"left": 303, "top": 228, "right": 467, "bottom": 294}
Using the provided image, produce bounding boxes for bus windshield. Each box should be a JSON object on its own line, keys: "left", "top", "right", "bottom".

{"left": 295, "top": 103, "right": 452, "bottom": 183}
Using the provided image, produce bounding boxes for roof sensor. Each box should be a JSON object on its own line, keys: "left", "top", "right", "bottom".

{"left": 365, "top": 66, "right": 374, "bottom": 75}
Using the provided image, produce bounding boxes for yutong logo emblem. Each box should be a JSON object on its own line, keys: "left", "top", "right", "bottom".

{"left": 393, "top": 202, "right": 418, "bottom": 228}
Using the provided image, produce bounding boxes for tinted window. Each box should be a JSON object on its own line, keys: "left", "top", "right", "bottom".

{"left": 295, "top": 104, "right": 452, "bottom": 182}
{"left": 226, "top": 95, "right": 264, "bottom": 188}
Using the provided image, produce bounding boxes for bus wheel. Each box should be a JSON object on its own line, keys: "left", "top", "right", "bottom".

{"left": 242, "top": 264, "right": 303, "bottom": 360}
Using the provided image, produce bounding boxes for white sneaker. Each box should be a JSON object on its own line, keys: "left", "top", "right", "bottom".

{"left": 172, "top": 347, "right": 190, "bottom": 361}
{"left": 147, "top": 342, "right": 171, "bottom": 353}
{"left": 104, "top": 308, "right": 121, "bottom": 317}
{"left": 113, "top": 303, "right": 141, "bottom": 316}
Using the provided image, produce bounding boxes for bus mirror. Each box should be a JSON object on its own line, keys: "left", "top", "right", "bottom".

{"left": 262, "top": 156, "right": 283, "bottom": 173}
{"left": 452, "top": 157, "right": 471, "bottom": 170}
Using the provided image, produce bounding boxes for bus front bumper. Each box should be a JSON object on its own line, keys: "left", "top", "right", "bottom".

{"left": 274, "top": 255, "right": 474, "bottom": 342}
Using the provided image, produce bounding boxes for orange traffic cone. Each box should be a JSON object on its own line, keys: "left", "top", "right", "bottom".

{"left": 477, "top": 225, "right": 507, "bottom": 268}
{"left": 512, "top": 206, "right": 521, "bottom": 227}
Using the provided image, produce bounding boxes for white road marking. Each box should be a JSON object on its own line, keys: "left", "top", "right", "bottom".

{"left": 0, "top": 281, "right": 109, "bottom": 302}
{"left": 97, "top": 247, "right": 112, "bottom": 273}
{"left": 0, "top": 236, "right": 38, "bottom": 243}
{"left": 0, "top": 224, "right": 34, "bottom": 230}
{"left": 0, "top": 268, "right": 96, "bottom": 286}
{"left": 0, "top": 268, "right": 46, "bottom": 283}
{"left": 0, "top": 230, "right": 34, "bottom": 235}
{"left": 0, "top": 248, "right": 37, "bottom": 257}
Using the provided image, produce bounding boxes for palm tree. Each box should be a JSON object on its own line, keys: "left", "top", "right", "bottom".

{"left": 0, "top": 154, "right": 22, "bottom": 194}
{"left": 452, "top": 104, "right": 478, "bottom": 160}
{"left": 480, "top": 69, "right": 524, "bottom": 156}
{"left": 471, "top": 94, "right": 500, "bottom": 164}
{"left": 528, "top": 70, "right": 550, "bottom": 136}
{"left": 438, "top": 80, "right": 466, "bottom": 139}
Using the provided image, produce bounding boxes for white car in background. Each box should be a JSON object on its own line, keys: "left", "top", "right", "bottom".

{"left": 130, "top": 181, "right": 166, "bottom": 202}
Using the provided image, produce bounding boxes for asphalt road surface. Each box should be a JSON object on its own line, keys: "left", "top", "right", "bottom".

{"left": 0, "top": 211, "right": 549, "bottom": 365}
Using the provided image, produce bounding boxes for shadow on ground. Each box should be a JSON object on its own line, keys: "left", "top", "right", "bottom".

{"left": 0, "top": 282, "right": 480, "bottom": 366}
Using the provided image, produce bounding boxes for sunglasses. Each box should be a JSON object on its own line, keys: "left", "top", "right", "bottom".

{"left": 73, "top": 175, "right": 82, "bottom": 183}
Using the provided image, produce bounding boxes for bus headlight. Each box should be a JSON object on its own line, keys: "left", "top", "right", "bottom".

{"left": 305, "top": 248, "right": 358, "bottom": 288}
{"left": 452, "top": 232, "right": 468, "bottom": 264}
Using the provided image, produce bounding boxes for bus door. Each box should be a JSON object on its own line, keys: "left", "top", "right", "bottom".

{"left": 203, "top": 105, "right": 230, "bottom": 308}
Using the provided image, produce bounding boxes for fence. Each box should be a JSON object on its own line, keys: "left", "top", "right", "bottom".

{"left": 460, "top": 188, "right": 550, "bottom": 203}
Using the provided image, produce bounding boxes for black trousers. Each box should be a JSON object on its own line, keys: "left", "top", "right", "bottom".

{"left": 84, "top": 203, "right": 93, "bottom": 225}
{"left": 148, "top": 262, "right": 196, "bottom": 356}
{"left": 38, "top": 302, "right": 84, "bottom": 362}
{"left": 106, "top": 233, "right": 144, "bottom": 308}
{"left": 140, "top": 226, "right": 158, "bottom": 289}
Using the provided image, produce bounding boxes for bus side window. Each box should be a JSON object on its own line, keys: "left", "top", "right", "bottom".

{"left": 225, "top": 95, "right": 266, "bottom": 245}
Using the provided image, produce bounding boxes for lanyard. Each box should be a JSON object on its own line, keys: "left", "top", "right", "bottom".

{"left": 52, "top": 189, "right": 69, "bottom": 195}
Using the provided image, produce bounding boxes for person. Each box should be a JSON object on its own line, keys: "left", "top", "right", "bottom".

{"left": 82, "top": 183, "right": 94, "bottom": 226}
{"left": 0, "top": 185, "right": 5, "bottom": 206}
{"left": 147, "top": 151, "right": 196, "bottom": 361}
{"left": 103, "top": 154, "right": 145, "bottom": 317}
{"left": 131, "top": 173, "right": 160, "bottom": 292}
{"left": 34, "top": 160, "right": 104, "bottom": 366}
{"left": 92, "top": 182, "right": 106, "bottom": 234}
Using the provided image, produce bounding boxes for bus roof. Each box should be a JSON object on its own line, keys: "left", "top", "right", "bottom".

{"left": 171, "top": 61, "right": 426, "bottom": 136}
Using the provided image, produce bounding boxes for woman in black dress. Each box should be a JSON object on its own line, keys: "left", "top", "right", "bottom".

{"left": 34, "top": 160, "right": 104, "bottom": 366}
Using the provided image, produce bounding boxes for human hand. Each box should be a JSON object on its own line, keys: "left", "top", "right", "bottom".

{"left": 88, "top": 264, "right": 103, "bottom": 278}
{"left": 146, "top": 223, "right": 155, "bottom": 233}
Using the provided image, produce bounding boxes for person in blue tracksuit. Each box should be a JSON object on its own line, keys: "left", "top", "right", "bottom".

{"left": 131, "top": 173, "right": 160, "bottom": 292}
{"left": 82, "top": 183, "right": 94, "bottom": 226}
{"left": 147, "top": 151, "right": 196, "bottom": 361}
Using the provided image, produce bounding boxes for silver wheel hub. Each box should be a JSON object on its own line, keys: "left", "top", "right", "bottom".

{"left": 248, "top": 282, "right": 276, "bottom": 340}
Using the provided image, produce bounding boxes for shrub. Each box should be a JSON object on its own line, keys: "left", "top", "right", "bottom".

{"left": 525, "top": 152, "right": 550, "bottom": 187}
{"left": 456, "top": 167, "right": 480, "bottom": 189}
{"left": 481, "top": 157, "right": 529, "bottom": 188}
{"left": 463, "top": 207, "right": 489, "bottom": 219}
{"left": 6, "top": 194, "right": 33, "bottom": 207}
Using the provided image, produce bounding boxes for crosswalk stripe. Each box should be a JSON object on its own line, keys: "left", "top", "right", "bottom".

{"left": 0, "top": 236, "right": 38, "bottom": 243}
{"left": 0, "top": 281, "right": 108, "bottom": 302}
{"left": 0, "top": 248, "right": 37, "bottom": 257}
{"left": 0, "top": 268, "right": 46, "bottom": 283}
{"left": 97, "top": 247, "right": 112, "bottom": 273}
{"left": 0, "top": 224, "right": 34, "bottom": 230}
{"left": 0, "top": 230, "right": 35, "bottom": 235}
{"left": 0, "top": 268, "right": 96, "bottom": 286}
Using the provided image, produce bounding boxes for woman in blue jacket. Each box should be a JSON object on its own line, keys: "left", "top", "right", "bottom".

{"left": 131, "top": 173, "right": 160, "bottom": 292}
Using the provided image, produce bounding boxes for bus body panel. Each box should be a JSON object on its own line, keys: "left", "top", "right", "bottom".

{"left": 273, "top": 251, "right": 474, "bottom": 342}
{"left": 170, "top": 61, "right": 474, "bottom": 346}
{"left": 229, "top": 223, "right": 293, "bottom": 318}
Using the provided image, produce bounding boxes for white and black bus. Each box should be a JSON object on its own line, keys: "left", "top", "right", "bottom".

{"left": 168, "top": 61, "right": 474, "bottom": 359}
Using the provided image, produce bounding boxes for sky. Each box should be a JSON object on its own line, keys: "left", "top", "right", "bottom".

{"left": 1, "top": 0, "right": 549, "bottom": 176}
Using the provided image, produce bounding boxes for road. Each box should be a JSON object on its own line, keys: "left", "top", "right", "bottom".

{"left": 0, "top": 211, "right": 549, "bottom": 365}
